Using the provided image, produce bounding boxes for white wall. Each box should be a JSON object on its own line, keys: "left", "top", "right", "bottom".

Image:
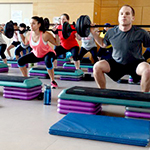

{"left": 0, "top": 3, "right": 33, "bottom": 58}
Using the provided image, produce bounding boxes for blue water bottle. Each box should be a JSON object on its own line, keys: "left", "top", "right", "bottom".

{"left": 44, "top": 84, "right": 51, "bottom": 105}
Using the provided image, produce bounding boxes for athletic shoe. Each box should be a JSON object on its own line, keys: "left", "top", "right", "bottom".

{"left": 51, "top": 80, "right": 58, "bottom": 89}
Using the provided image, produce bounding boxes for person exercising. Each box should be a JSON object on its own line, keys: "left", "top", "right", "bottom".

{"left": 78, "top": 32, "right": 98, "bottom": 64}
{"left": 7, "top": 22, "right": 20, "bottom": 59}
{"left": 52, "top": 13, "right": 81, "bottom": 69}
{"left": 18, "top": 16, "right": 60, "bottom": 88}
{"left": 91, "top": 4, "right": 150, "bottom": 92}
{"left": 0, "top": 24, "right": 8, "bottom": 64}
{"left": 15, "top": 23, "right": 31, "bottom": 60}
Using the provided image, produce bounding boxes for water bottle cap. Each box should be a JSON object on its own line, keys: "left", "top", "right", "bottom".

{"left": 44, "top": 84, "right": 51, "bottom": 89}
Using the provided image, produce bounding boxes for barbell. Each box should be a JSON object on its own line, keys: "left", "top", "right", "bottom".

{"left": 43, "top": 18, "right": 75, "bottom": 30}
{"left": 43, "top": 17, "right": 76, "bottom": 39}
{"left": 3, "top": 15, "right": 150, "bottom": 40}
{"left": 62, "top": 15, "right": 150, "bottom": 38}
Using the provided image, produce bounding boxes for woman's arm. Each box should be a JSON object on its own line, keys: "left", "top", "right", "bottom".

{"left": 19, "top": 31, "right": 30, "bottom": 45}
{"left": 75, "top": 33, "right": 82, "bottom": 41}
{"left": 44, "top": 31, "right": 60, "bottom": 46}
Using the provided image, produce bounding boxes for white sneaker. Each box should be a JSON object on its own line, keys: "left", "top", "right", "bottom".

{"left": 7, "top": 56, "right": 13, "bottom": 60}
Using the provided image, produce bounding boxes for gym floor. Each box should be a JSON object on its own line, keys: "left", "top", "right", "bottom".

{"left": 0, "top": 65, "right": 149, "bottom": 150}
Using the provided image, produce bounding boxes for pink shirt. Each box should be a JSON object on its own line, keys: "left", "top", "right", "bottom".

{"left": 29, "top": 31, "right": 56, "bottom": 58}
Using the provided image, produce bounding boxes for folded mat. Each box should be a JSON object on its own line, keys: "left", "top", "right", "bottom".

{"left": 49, "top": 113, "right": 150, "bottom": 147}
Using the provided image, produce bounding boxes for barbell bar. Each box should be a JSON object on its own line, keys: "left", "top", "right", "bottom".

{"left": 3, "top": 15, "right": 150, "bottom": 40}
{"left": 43, "top": 18, "right": 76, "bottom": 30}
{"left": 63, "top": 15, "right": 150, "bottom": 38}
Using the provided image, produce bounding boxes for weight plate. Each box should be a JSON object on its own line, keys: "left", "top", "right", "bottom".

{"left": 44, "top": 18, "right": 50, "bottom": 30}
{"left": 83, "top": 15, "right": 91, "bottom": 37}
{"left": 4, "top": 21, "right": 14, "bottom": 38}
{"left": 62, "top": 22, "right": 71, "bottom": 39}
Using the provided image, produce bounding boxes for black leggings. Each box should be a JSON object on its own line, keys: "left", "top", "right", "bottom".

{"left": 0, "top": 44, "right": 7, "bottom": 59}
{"left": 78, "top": 47, "right": 98, "bottom": 64}
{"left": 15, "top": 45, "right": 26, "bottom": 56}
{"left": 18, "top": 52, "right": 56, "bottom": 69}
{"left": 54, "top": 45, "right": 79, "bottom": 61}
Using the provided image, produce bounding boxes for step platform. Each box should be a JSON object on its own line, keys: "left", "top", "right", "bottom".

{"left": 57, "top": 58, "right": 70, "bottom": 66}
{"left": 0, "top": 59, "right": 17, "bottom": 64}
{"left": 125, "top": 106, "right": 150, "bottom": 120}
{"left": 37, "top": 61, "right": 45, "bottom": 65}
{"left": 57, "top": 99, "right": 102, "bottom": 115}
{"left": 11, "top": 63, "right": 28, "bottom": 68}
{"left": 29, "top": 67, "right": 84, "bottom": 81}
{"left": 3, "top": 85, "right": 42, "bottom": 100}
{"left": 0, "top": 59, "right": 28, "bottom": 68}
{"left": 126, "top": 106, "right": 150, "bottom": 113}
{"left": 63, "top": 62, "right": 93, "bottom": 72}
{"left": 125, "top": 111, "right": 150, "bottom": 119}
{"left": 49, "top": 113, "right": 150, "bottom": 147}
{"left": 0, "top": 75, "right": 42, "bottom": 100}
{"left": 29, "top": 72, "right": 49, "bottom": 79}
{"left": 58, "top": 86, "right": 150, "bottom": 108}
{"left": 0, "top": 63, "right": 9, "bottom": 72}
{"left": 117, "top": 79, "right": 140, "bottom": 85}
{"left": 37, "top": 59, "right": 70, "bottom": 66}
{"left": 0, "top": 75, "right": 42, "bottom": 88}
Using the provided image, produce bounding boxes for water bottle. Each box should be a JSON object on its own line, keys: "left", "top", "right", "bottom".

{"left": 44, "top": 84, "right": 51, "bottom": 105}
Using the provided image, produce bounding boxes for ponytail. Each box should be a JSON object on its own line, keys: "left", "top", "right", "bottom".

{"left": 31, "top": 16, "right": 46, "bottom": 32}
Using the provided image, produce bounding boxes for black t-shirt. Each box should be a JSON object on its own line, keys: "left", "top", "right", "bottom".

{"left": 104, "top": 26, "right": 150, "bottom": 64}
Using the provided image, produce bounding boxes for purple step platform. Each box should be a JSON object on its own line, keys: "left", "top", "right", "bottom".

{"left": 3, "top": 89, "right": 42, "bottom": 96}
{"left": 57, "top": 63, "right": 64, "bottom": 67}
{"left": 3, "top": 93, "right": 40, "bottom": 100}
{"left": 58, "top": 99, "right": 100, "bottom": 107}
{"left": 4, "top": 85, "right": 42, "bottom": 92}
{"left": 57, "top": 106, "right": 102, "bottom": 115}
{"left": 88, "top": 68, "right": 93, "bottom": 72}
{"left": 3, "top": 85, "right": 42, "bottom": 100}
{"left": 11, "top": 63, "right": 28, "bottom": 68}
{"left": 0, "top": 67, "right": 8, "bottom": 72}
{"left": 63, "top": 66, "right": 75, "bottom": 69}
{"left": 125, "top": 111, "right": 150, "bottom": 119}
{"left": 57, "top": 98, "right": 102, "bottom": 115}
{"left": 37, "top": 61, "right": 45, "bottom": 65}
{"left": 29, "top": 72, "right": 48, "bottom": 78}
{"left": 58, "top": 103, "right": 101, "bottom": 112}
{"left": 60, "top": 76, "right": 82, "bottom": 81}
{"left": 57, "top": 60, "right": 70, "bottom": 67}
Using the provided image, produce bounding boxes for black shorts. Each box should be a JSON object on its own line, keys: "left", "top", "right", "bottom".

{"left": 106, "top": 59, "right": 145, "bottom": 82}
{"left": 11, "top": 41, "right": 20, "bottom": 47}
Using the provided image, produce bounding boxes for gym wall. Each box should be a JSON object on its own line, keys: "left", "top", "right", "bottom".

{"left": 0, "top": 0, "right": 150, "bottom": 59}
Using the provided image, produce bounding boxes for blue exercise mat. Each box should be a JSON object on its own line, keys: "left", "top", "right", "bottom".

{"left": 49, "top": 113, "right": 150, "bottom": 147}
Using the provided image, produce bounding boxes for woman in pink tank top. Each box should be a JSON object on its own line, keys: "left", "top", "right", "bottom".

{"left": 18, "top": 16, "right": 60, "bottom": 88}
